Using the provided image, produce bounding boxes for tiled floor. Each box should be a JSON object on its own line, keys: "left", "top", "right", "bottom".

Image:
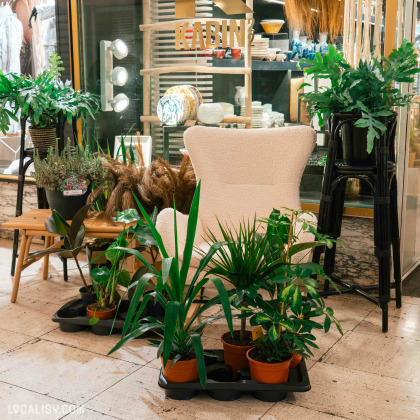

{"left": 0, "top": 238, "right": 419, "bottom": 419}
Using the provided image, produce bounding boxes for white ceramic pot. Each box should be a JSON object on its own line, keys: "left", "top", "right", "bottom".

{"left": 197, "top": 103, "right": 224, "bottom": 125}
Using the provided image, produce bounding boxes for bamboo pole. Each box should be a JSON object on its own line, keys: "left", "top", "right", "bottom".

{"left": 245, "top": 0, "right": 253, "bottom": 129}
{"left": 354, "top": 0, "right": 363, "bottom": 64}
{"left": 384, "top": 0, "right": 398, "bottom": 57}
{"left": 362, "top": 0, "right": 372, "bottom": 61}
{"left": 143, "top": 0, "right": 151, "bottom": 135}
{"left": 141, "top": 65, "right": 252, "bottom": 76}
{"left": 373, "top": 0, "right": 383, "bottom": 58}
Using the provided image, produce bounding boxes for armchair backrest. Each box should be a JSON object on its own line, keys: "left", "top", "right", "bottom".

{"left": 184, "top": 126, "right": 316, "bottom": 240}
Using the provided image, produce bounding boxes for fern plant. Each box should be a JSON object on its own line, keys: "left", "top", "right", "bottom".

{"left": 0, "top": 52, "right": 100, "bottom": 133}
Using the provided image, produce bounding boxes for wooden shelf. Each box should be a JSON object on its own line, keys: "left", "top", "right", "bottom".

{"left": 212, "top": 58, "right": 311, "bottom": 71}
{"left": 140, "top": 116, "right": 252, "bottom": 124}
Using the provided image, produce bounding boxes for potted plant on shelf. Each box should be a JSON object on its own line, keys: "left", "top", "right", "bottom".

{"left": 108, "top": 182, "right": 234, "bottom": 386}
{"left": 32, "top": 140, "right": 105, "bottom": 220}
{"left": 205, "top": 219, "right": 284, "bottom": 375}
{"left": 0, "top": 52, "right": 100, "bottom": 148}
{"left": 300, "top": 40, "right": 420, "bottom": 165}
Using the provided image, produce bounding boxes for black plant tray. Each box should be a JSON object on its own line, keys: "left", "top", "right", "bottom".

{"left": 52, "top": 299, "right": 161, "bottom": 336}
{"left": 158, "top": 350, "right": 311, "bottom": 402}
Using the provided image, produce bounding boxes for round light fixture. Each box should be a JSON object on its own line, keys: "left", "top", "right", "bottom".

{"left": 110, "top": 93, "right": 129, "bottom": 112}
{"left": 111, "top": 67, "right": 128, "bottom": 86}
{"left": 111, "top": 39, "right": 128, "bottom": 60}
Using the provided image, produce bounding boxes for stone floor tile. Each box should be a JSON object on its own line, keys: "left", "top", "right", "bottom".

{"left": 262, "top": 402, "right": 349, "bottom": 419}
{"left": 319, "top": 294, "right": 376, "bottom": 331}
{"left": 63, "top": 408, "right": 122, "bottom": 419}
{"left": 0, "top": 295, "right": 62, "bottom": 337}
{"left": 0, "top": 340, "right": 139, "bottom": 406}
{"left": 354, "top": 302, "right": 420, "bottom": 342}
{"left": 42, "top": 329, "right": 157, "bottom": 366}
{"left": 0, "top": 381, "right": 79, "bottom": 420}
{"left": 86, "top": 366, "right": 274, "bottom": 420}
{"left": 0, "top": 328, "right": 33, "bottom": 355}
{"left": 288, "top": 363, "right": 420, "bottom": 420}
{"left": 323, "top": 331, "right": 420, "bottom": 383}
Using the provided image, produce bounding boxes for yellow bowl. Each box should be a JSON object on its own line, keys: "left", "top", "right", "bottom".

{"left": 261, "top": 22, "right": 283, "bottom": 34}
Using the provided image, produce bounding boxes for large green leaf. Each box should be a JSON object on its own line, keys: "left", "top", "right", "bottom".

{"left": 191, "top": 333, "right": 206, "bottom": 387}
{"left": 116, "top": 269, "right": 131, "bottom": 288}
{"left": 210, "top": 277, "right": 233, "bottom": 336}
{"left": 162, "top": 301, "right": 181, "bottom": 365}
{"left": 91, "top": 266, "right": 110, "bottom": 284}
{"left": 69, "top": 204, "right": 91, "bottom": 245}
{"left": 179, "top": 182, "right": 201, "bottom": 289}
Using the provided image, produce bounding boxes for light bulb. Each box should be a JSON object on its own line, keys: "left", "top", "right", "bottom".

{"left": 111, "top": 39, "right": 128, "bottom": 60}
{"left": 111, "top": 67, "right": 128, "bottom": 86}
{"left": 111, "top": 93, "right": 129, "bottom": 112}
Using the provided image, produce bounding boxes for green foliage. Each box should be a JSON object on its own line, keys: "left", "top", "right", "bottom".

{"left": 25, "top": 205, "right": 91, "bottom": 291}
{"left": 0, "top": 52, "right": 100, "bottom": 133}
{"left": 108, "top": 182, "right": 234, "bottom": 387}
{"left": 301, "top": 39, "right": 420, "bottom": 153}
{"left": 32, "top": 140, "right": 105, "bottom": 191}
{"left": 210, "top": 208, "right": 343, "bottom": 363}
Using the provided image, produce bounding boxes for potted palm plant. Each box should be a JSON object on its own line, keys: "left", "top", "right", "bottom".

{"left": 108, "top": 182, "right": 234, "bottom": 386}
{"left": 0, "top": 52, "right": 100, "bottom": 148}
{"left": 32, "top": 140, "right": 105, "bottom": 219}
{"left": 300, "top": 40, "right": 420, "bottom": 165}
{"left": 205, "top": 219, "right": 283, "bottom": 375}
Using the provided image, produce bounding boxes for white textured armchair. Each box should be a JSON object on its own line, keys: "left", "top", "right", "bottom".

{"left": 155, "top": 125, "right": 317, "bottom": 288}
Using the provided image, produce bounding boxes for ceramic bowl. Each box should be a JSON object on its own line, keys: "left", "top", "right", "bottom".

{"left": 157, "top": 94, "right": 190, "bottom": 126}
{"left": 261, "top": 21, "right": 284, "bottom": 34}
{"left": 212, "top": 49, "right": 226, "bottom": 59}
{"left": 164, "top": 85, "right": 198, "bottom": 119}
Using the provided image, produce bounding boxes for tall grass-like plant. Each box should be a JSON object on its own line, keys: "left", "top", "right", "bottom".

{"left": 206, "top": 219, "right": 283, "bottom": 346}
{"left": 108, "top": 182, "right": 234, "bottom": 386}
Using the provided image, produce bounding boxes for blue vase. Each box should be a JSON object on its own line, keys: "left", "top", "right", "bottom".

{"left": 319, "top": 32, "right": 328, "bottom": 55}
{"left": 291, "top": 30, "right": 302, "bottom": 60}
{"left": 300, "top": 36, "right": 308, "bottom": 59}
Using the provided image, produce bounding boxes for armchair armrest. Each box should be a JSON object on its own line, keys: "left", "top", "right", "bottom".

{"left": 155, "top": 208, "right": 205, "bottom": 259}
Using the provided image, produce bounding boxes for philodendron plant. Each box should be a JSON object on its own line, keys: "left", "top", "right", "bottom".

{"left": 241, "top": 208, "right": 343, "bottom": 364}
{"left": 109, "top": 182, "right": 234, "bottom": 386}
{"left": 25, "top": 204, "right": 91, "bottom": 290}
{"left": 300, "top": 40, "right": 420, "bottom": 153}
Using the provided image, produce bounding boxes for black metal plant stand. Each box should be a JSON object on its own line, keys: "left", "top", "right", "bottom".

{"left": 312, "top": 112, "right": 402, "bottom": 333}
{"left": 10, "top": 117, "right": 69, "bottom": 279}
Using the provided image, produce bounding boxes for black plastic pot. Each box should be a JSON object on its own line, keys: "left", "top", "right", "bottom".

{"left": 145, "top": 290, "right": 165, "bottom": 317}
{"left": 158, "top": 349, "right": 311, "bottom": 402}
{"left": 45, "top": 185, "right": 91, "bottom": 220}
{"left": 79, "top": 286, "right": 97, "bottom": 308}
{"left": 341, "top": 124, "right": 375, "bottom": 166}
{"left": 86, "top": 243, "right": 112, "bottom": 273}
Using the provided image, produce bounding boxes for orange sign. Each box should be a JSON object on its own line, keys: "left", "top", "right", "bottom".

{"left": 175, "top": 0, "right": 254, "bottom": 18}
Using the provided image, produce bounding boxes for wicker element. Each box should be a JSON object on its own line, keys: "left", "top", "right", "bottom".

{"left": 29, "top": 126, "right": 57, "bottom": 150}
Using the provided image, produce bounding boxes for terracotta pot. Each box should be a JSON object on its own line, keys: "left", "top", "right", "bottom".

{"left": 86, "top": 303, "right": 117, "bottom": 320}
{"left": 290, "top": 353, "right": 303, "bottom": 369}
{"left": 161, "top": 357, "right": 199, "bottom": 383}
{"left": 247, "top": 348, "right": 292, "bottom": 384}
{"left": 221, "top": 331, "right": 255, "bottom": 375}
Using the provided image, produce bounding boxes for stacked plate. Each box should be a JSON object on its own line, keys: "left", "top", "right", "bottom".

{"left": 241, "top": 101, "right": 264, "bottom": 128}
{"left": 157, "top": 85, "right": 203, "bottom": 126}
{"left": 251, "top": 35, "right": 270, "bottom": 60}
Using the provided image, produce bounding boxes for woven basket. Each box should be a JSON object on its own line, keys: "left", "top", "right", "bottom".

{"left": 29, "top": 126, "right": 57, "bottom": 151}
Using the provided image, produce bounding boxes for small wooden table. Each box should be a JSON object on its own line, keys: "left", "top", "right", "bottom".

{"left": 2, "top": 209, "right": 129, "bottom": 303}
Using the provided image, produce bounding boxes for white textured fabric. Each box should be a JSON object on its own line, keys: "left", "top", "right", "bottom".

{"left": 156, "top": 126, "right": 317, "bottom": 285}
